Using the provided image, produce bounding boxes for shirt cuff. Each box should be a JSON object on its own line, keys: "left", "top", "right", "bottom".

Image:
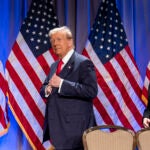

{"left": 58, "top": 79, "right": 64, "bottom": 93}
{"left": 45, "top": 85, "right": 50, "bottom": 97}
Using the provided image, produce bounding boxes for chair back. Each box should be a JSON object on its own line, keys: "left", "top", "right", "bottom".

{"left": 82, "top": 124, "right": 136, "bottom": 150}
{"left": 136, "top": 127, "right": 150, "bottom": 150}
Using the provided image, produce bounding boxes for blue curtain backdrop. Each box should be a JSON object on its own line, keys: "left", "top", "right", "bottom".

{"left": 0, "top": 0, "right": 150, "bottom": 149}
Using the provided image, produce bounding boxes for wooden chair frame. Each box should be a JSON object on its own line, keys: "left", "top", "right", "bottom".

{"left": 136, "top": 127, "right": 150, "bottom": 150}
{"left": 82, "top": 124, "right": 136, "bottom": 150}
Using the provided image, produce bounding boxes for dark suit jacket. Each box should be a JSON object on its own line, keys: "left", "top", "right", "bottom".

{"left": 143, "top": 84, "right": 150, "bottom": 118}
{"left": 40, "top": 51, "right": 98, "bottom": 149}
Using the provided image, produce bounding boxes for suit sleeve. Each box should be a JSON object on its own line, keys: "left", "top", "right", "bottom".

{"left": 143, "top": 84, "right": 150, "bottom": 118}
{"left": 40, "top": 63, "right": 57, "bottom": 98}
{"left": 40, "top": 75, "right": 49, "bottom": 98}
{"left": 60, "top": 59, "right": 98, "bottom": 99}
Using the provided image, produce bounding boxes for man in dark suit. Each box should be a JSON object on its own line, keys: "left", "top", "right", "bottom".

{"left": 143, "top": 84, "right": 150, "bottom": 128}
{"left": 40, "top": 26, "right": 98, "bottom": 150}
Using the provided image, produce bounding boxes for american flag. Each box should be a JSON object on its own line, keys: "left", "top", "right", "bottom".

{"left": 0, "top": 61, "right": 9, "bottom": 136}
{"left": 141, "top": 61, "right": 150, "bottom": 105}
{"left": 82, "top": 0, "right": 146, "bottom": 131}
{"left": 5, "top": 0, "right": 58, "bottom": 149}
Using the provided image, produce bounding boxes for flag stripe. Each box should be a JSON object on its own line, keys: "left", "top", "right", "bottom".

{"left": 142, "top": 61, "right": 150, "bottom": 105}
{"left": 119, "top": 46, "right": 142, "bottom": 98}
{"left": 0, "top": 104, "right": 7, "bottom": 128}
{"left": 93, "top": 97, "right": 114, "bottom": 124}
{"left": 0, "top": 74, "right": 7, "bottom": 94}
{"left": 12, "top": 42, "right": 43, "bottom": 91}
{"left": 93, "top": 106, "right": 108, "bottom": 125}
{"left": 83, "top": 46, "right": 134, "bottom": 130}
{"left": 37, "top": 53, "right": 51, "bottom": 76}
{"left": 7, "top": 76, "right": 43, "bottom": 138}
{"left": 49, "top": 48, "right": 58, "bottom": 61}
{"left": 105, "top": 53, "right": 142, "bottom": 125}
{"left": 6, "top": 60, "right": 44, "bottom": 127}
{"left": 8, "top": 93, "right": 44, "bottom": 150}
{"left": 37, "top": 49, "right": 57, "bottom": 76}
{"left": 142, "top": 87, "right": 148, "bottom": 98}
{"left": 0, "top": 61, "right": 9, "bottom": 136}
{"left": 16, "top": 33, "right": 47, "bottom": 82}
{"left": 96, "top": 86, "right": 122, "bottom": 125}
{"left": 15, "top": 35, "right": 47, "bottom": 114}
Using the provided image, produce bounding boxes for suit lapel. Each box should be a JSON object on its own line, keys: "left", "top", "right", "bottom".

{"left": 48, "top": 61, "right": 59, "bottom": 79}
{"left": 59, "top": 52, "right": 75, "bottom": 78}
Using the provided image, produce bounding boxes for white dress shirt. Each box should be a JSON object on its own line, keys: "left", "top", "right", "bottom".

{"left": 58, "top": 49, "right": 74, "bottom": 92}
{"left": 45, "top": 49, "right": 74, "bottom": 96}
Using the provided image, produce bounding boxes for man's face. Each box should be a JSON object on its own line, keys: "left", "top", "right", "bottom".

{"left": 50, "top": 31, "right": 71, "bottom": 58}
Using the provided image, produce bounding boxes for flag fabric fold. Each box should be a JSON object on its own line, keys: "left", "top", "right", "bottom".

{"left": 82, "top": 0, "right": 145, "bottom": 131}
{"left": 5, "top": 0, "right": 58, "bottom": 149}
{"left": 0, "top": 60, "right": 9, "bottom": 137}
{"left": 141, "top": 61, "right": 150, "bottom": 105}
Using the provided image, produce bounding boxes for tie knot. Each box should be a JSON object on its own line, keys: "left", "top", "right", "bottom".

{"left": 59, "top": 59, "right": 63, "bottom": 65}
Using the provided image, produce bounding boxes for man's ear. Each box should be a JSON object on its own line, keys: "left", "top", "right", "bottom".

{"left": 68, "top": 39, "right": 73, "bottom": 48}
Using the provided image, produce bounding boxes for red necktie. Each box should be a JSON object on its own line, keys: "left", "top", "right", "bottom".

{"left": 56, "top": 59, "right": 64, "bottom": 75}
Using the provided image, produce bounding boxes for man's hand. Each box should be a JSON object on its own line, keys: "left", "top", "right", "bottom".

{"left": 45, "top": 85, "right": 52, "bottom": 95}
{"left": 143, "top": 117, "right": 150, "bottom": 128}
{"left": 49, "top": 73, "right": 61, "bottom": 88}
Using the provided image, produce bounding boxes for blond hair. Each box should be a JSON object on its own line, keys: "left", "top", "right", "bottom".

{"left": 49, "top": 26, "right": 73, "bottom": 40}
